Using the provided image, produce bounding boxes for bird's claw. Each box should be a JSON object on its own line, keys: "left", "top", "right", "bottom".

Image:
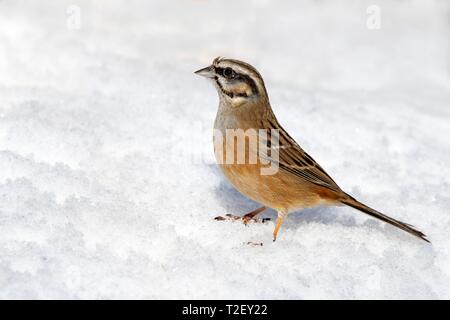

{"left": 214, "top": 214, "right": 270, "bottom": 225}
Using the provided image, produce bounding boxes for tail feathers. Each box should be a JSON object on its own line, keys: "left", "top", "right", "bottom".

{"left": 340, "top": 195, "right": 429, "bottom": 243}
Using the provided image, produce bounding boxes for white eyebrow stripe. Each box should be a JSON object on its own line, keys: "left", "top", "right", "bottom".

{"left": 217, "top": 61, "right": 258, "bottom": 79}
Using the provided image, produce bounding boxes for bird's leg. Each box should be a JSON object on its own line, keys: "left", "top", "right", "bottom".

{"left": 214, "top": 206, "right": 269, "bottom": 224}
{"left": 273, "top": 211, "right": 287, "bottom": 242}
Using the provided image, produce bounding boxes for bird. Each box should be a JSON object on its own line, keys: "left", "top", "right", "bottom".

{"left": 195, "top": 57, "right": 429, "bottom": 243}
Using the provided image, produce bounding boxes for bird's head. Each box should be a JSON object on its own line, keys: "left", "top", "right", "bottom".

{"left": 195, "top": 57, "right": 268, "bottom": 108}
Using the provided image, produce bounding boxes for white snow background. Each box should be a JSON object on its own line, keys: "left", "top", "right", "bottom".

{"left": 0, "top": 0, "right": 449, "bottom": 299}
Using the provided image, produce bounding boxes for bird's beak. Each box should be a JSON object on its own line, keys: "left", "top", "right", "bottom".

{"left": 194, "top": 65, "right": 215, "bottom": 78}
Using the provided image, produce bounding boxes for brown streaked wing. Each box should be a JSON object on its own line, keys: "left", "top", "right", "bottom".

{"left": 261, "top": 118, "right": 342, "bottom": 193}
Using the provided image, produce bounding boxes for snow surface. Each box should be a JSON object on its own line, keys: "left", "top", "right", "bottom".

{"left": 0, "top": 0, "right": 449, "bottom": 299}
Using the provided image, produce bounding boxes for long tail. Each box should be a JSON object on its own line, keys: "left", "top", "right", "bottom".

{"left": 340, "top": 194, "right": 429, "bottom": 243}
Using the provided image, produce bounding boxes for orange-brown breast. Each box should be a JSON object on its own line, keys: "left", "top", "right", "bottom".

{"left": 215, "top": 136, "right": 336, "bottom": 213}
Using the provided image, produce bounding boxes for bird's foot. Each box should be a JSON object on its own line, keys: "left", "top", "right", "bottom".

{"left": 214, "top": 213, "right": 270, "bottom": 225}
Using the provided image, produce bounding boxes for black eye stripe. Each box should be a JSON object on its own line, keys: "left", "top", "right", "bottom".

{"left": 214, "top": 67, "right": 259, "bottom": 97}
{"left": 237, "top": 73, "right": 259, "bottom": 96}
{"left": 215, "top": 67, "right": 229, "bottom": 77}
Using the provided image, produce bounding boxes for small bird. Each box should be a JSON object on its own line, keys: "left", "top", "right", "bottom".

{"left": 195, "top": 57, "right": 428, "bottom": 243}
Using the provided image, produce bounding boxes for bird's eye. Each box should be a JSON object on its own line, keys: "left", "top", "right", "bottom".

{"left": 223, "top": 67, "right": 235, "bottom": 79}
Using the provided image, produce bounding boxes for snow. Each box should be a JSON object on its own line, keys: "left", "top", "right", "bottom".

{"left": 0, "top": 0, "right": 449, "bottom": 299}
